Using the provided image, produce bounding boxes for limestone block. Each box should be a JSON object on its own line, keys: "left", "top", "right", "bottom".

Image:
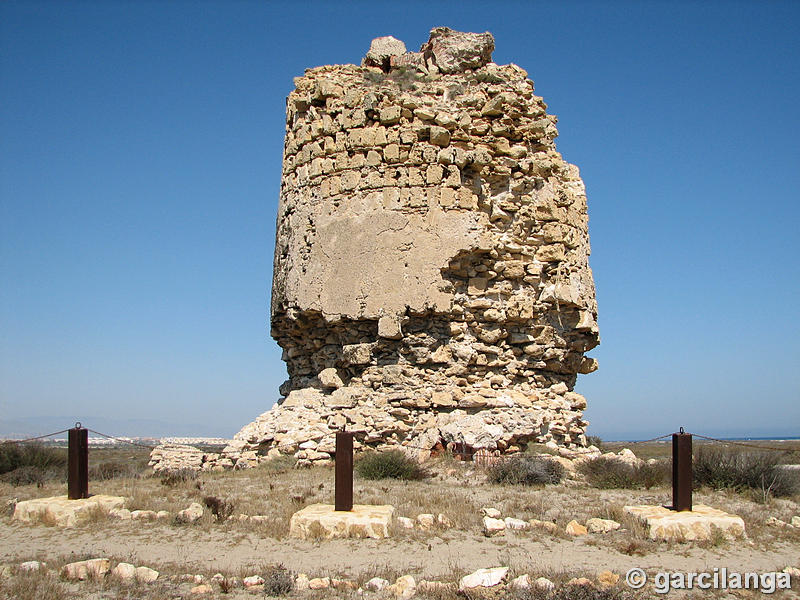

{"left": 459, "top": 567, "right": 508, "bottom": 590}
{"left": 13, "top": 495, "right": 125, "bottom": 528}
{"left": 289, "top": 504, "right": 394, "bottom": 539}
{"left": 623, "top": 504, "right": 746, "bottom": 541}
{"left": 565, "top": 520, "right": 588, "bottom": 536}
{"left": 378, "top": 315, "right": 403, "bottom": 339}
{"left": 61, "top": 558, "right": 110, "bottom": 581}
{"left": 586, "top": 517, "right": 620, "bottom": 534}
{"left": 364, "top": 36, "right": 407, "bottom": 68}
{"left": 421, "top": 27, "right": 495, "bottom": 74}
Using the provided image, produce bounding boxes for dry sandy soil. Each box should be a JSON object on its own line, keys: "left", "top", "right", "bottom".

{"left": 1, "top": 444, "right": 799, "bottom": 599}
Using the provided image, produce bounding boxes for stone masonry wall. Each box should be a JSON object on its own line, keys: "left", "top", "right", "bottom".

{"left": 219, "top": 28, "right": 600, "bottom": 469}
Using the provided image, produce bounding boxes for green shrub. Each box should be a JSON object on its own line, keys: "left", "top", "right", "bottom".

{"left": 579, "top": 456, "right": 669, "bottom": 490}
{"left": 355, "top": 450, "right": 428, "bottom": 480}
{"left": 487, "top": 455, "right": 565, "bottom": 486}
{"left": 262, "top": 564, "right": 294, "bottom": 596}
{"left": 694, "top": 447, "right": 798, "bottom": 499}
{"left": 0, "top": 443, "right": 66, "bottom": 475}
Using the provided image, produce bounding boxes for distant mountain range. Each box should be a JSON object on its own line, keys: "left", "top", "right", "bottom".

{"left": 0, "top": 416, "right": 237, "bottom": 439}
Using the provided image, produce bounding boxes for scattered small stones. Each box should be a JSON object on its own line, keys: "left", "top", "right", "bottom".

{"left": 459, "top": 567, "right": 508, "bottom": 590}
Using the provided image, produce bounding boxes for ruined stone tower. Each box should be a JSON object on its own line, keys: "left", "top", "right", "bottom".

{"left": 223, "top": 27, "right": 599, "bottom": 467}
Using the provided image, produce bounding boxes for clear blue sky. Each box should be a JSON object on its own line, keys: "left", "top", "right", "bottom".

{"left": 1, "top": 1, "right": 798, "bottom": 440}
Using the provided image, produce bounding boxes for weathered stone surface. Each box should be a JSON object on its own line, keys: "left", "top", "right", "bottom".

{"left": 389, "top": 575, "right": 416, "bottom": 598}
{"left": 222, "top": 26, "right": 599, "bottom": 470}
{"left": 623, "top": 504, "right": 746, "bottom": 541}
{"left": 364, "top": 36, "right": 407, "bottom": 70}
{"left": 13, "top": 495, "right": 124, "bottom": 528}
{"left": 586, "top": 517, "right": 621, "bottom": 534}
{"left": 459, "top": 567, "right": 508, "bottom": 590}
{"left": 135, "top": 566, "right": 159, "bottom": 583}
{"left": 421, "top": 27, "right": 495, "bottom": 74}
{"left": 565, "top": 519, "right": 588, "bottom": 536}
{"left": 176, "top": 502, "right": 204, "bottom": 524}
{"left": 483, "top": 516, "right": 506, "bottom": 536}
{"left": 289, "top": 504, "right": 394, "bottom": 539}
{"left": 61, "top": 558, "right": 110, "bottom": 581}
{"left": 111, "top": 562, "right": 136, "bottom": 580}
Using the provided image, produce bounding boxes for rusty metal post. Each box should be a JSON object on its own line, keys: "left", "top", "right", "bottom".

{"left": 672, "top": 428, "right": 692, "bottom": 511}
{"left": 335, "top": 431, "right": 353, "bottom": 511}
{"left": 68, "top": 423, "right": 89, "bottom": 499}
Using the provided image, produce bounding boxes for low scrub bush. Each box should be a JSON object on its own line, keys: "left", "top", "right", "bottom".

{"left": 203, "top": 495, "right": 235, "bottom": 521}
{"left": 355, "top": 450, "right": 428, "bottom": 480}
{"left": 0, "top": 443, "right": 66, "bottom": 475}
{"left": 579, "top": 456, "right": 670, "bottom": 490}
{"left": 511, "top": 582, "right": 639, "bottom": 600}
{"left": 89, "top": 461, "right": 138, "bottom": 481}
{"left": 694, "top": 446, "right": 799, "bottom": 499}
{"left": 159, "top": 468, "right": 197, "bottom": 486}
{"left": 262, "top": 564, "right": 294, "bottom": 596}
{"left": 487, "top": 455, "right": 565, "bottom": 486}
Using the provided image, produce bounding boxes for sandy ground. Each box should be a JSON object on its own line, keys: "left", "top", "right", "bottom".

{"left": 1, "top": 518, "right": 799, "bottom": 580}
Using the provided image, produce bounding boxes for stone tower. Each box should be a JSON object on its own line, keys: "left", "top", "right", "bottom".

{"left": 223, "top": 27, "right": 599, "bottom": 468}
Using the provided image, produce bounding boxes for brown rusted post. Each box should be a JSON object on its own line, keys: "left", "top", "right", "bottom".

{"left": 672, "top": 428, "right": 692, "bottom": 511}
{"left": 335, "top": 431, "right": 354, "bottom": 511}
{"left": 68, "top": 423, "right": 89, "bottom": 499}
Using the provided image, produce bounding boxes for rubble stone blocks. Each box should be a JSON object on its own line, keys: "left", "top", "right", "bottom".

{"left": 13, "top": 495, "right": 125, "bottom": 528}
{"left": 193, "top": 26, "right": 599, "bottom": 472}
{"left": 289, "top": 503, "right": 395, "bottom": 539}
{"left": 623, "top": 504, "right": 746, "bottom": 542}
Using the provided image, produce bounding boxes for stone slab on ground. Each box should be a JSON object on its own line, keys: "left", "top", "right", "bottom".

{"left": 13, "top": 495, "right": 125, "bottom": 528}
{"left": 289, "top": 503, "right": 394, "bottom": 539}
{"left": 623, "top": 504, "right": 745, "bottom": 541}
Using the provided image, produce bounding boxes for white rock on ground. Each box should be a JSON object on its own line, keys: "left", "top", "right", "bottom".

{"left": 397, "top": 516, "right": 414, "bottom": 529}
{"left": 308, "top": 577, "right": 330, "bottom": 590}
{"left": 481, "top": 507, "right": 502, "bottom": 518}
{"left": 509, "top": 574, "right": 531, "bottom": 589}
{"left": 177, "top": 502, "right": 204, "bottom": 523}
{"left": 244, "top": 575, "right": 265, "bottom": 587}
{"left": 459, "top": 567, "right": 509, "bottom": 590}
{"left": 437, "top": 513, "right": 453, "bottom": 527}
{"left": 791, "top": 516, "right": 800, "bottom": 527}
{"left": 416, "top": 513, "right": 435, "bottom": 529}
{"left": 483, "top": 517, "right": 506, "bottom": 536}
{"left": 535, "top": 577, "right": 555, "bottom": 591}
{"left": 504, "top": 517, "right": 530, "bottom": 530}
{"left": 366, "top": 577, "right": 390, "bottom": 591}
{"left": 111, "top": 562, "right": 136, "bottom": 580}
{"left": 19, "top": 561, "right": 45, "bottom": 572}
